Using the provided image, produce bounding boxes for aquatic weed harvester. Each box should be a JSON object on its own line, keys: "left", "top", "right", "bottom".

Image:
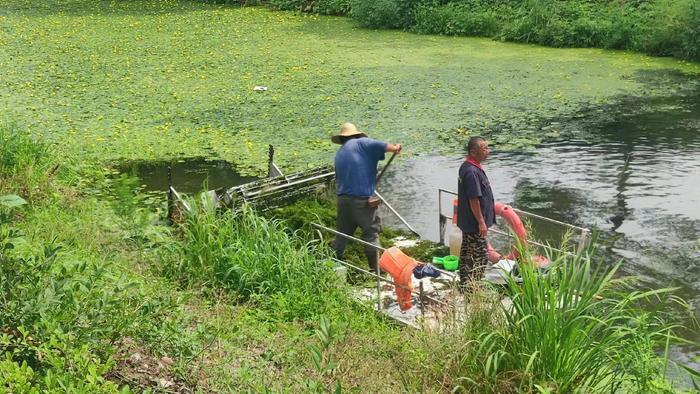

{"left": 166, "top": 146, "right": 591, "bottom": 327}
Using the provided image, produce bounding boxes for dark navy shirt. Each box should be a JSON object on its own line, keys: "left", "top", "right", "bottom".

{"left": 457, "top": 160, "right": 496, "bottom": 234}
{"left": 335, "top": 137, "right": 387, "bottom": 197}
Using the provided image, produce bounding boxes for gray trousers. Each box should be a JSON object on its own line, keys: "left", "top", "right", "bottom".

{"left": 332, "top": 195, "right": 381, "bottom": 271}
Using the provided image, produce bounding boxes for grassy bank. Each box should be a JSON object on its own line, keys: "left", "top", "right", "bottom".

{"left": 262, "top": 0, "right": 700, "bottom": 62}
{"left": 2, "top": 126, "right": 698, "bottom": 391}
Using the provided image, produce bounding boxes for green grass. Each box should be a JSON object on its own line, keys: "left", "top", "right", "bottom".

{"left": 163, "top": 199, "right": 347, "bottom": 321}
{"left": 2, "top": 1, "right": 699, "bottom": 175}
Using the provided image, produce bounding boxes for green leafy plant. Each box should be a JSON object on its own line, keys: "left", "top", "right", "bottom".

{"left": 167, "top": 199, "right": 346, "bottom": 320}
{"left": 0, "top": 194, "right": 27, "bottom": 209}
{"left": 458, "top": 246, "right": 694, "bottom": 392}
{"left": 306, "top": 315, "right": 343, "bottom": 393}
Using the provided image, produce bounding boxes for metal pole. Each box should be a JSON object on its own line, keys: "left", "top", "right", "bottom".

{"left": 419, "top": 281, "right": 425, "bottom": 319}
{"left": 373, "top": 191, "right": 420, "bottom": 237}
{"left": 313, "top": 223, "right": 458, "bottom": 277}
{"left": 312, "top": 223, "right": 387, "bottom": 252}
{"left": 311, "top": 223, "right": 386, "bottom": 311}
{"left": 438, "top": 189, "right": 445, "bottom": 245}
{"left": 167, "top": 166, "right": 173, "bottom": 223}
{"left": 452, "top": 274, "right": 457, "bottom": 324}
{"left": 438, "top": 188, "right": 591, "bottom": 233}
{"left": 268, "top": 145, "right": 274, "bottom": 178}
{"left": 577, "top": 228, "right": 590, "bottom": 255}
{"left": 375, "top": 151, "right": 397, "bottom": 184}
{"left": 376, "top": 257, "right": 382, "bottom": 312}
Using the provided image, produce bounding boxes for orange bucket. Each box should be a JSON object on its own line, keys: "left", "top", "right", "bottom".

{"left": 379, "top": 247, "right": 418, "bottom": 311}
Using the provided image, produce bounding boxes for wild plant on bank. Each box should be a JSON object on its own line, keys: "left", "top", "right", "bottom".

{"left": 458, "top": 246, "right": 694, "bottom": 393}
{"left": 168, "top": 199, "right": 345, "bottom": 320}
{"left": 0, "top": 126, "right": 53, "bottom": 201}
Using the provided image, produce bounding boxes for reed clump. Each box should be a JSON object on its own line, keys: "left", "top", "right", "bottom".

{"left": 452, "top": 245, "right": 696, "bottom": 392}
{"left": 165, "top": 200, "right": 347, "bottom": 321}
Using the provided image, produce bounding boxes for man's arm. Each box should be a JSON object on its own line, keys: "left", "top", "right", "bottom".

{"left": 386, "top": 143, "right": 402, "bottom": 153}
{"left": 468, "top": 198, "right": 488, "bottom": 238}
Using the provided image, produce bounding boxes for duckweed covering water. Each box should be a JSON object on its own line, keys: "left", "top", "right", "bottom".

{"left": 1, "top": 1, "right": 699, "bottom": 175}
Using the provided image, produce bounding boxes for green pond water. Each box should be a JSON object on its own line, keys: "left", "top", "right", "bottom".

{"left": 2, "top": 0, "right": 699, "bottom": 378}
{"left": 2, "top": 1, "right": 699, "bottom": 174}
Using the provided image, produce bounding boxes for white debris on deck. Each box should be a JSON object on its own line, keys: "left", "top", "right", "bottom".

{"left": 353, "top": 262, "right": 516, "bottom": 328}
{"left": 390, "top": 236, "right": 420, "bottom": 249}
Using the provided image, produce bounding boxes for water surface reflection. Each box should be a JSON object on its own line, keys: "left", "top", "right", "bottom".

{"left": 379, "top": 91, "right": 700, "bottom": 371}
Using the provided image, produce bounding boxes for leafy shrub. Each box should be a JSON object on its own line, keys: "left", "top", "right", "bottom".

{"left": 413, "top": 3, "right": 503, "bottom": 36}
{"left": 0, "top": 228, "right": 144, "bottom": 390}
{"left": 297, "top": 0, "right": 700, "bottom": 61}
{"left": 266, "top": 0, "right": 306, "bottom": 11}
{"left": 314, "top": 0, "right": 352, "bottom": 15}
{"left": 350, "top": 0, "right": 425, "bottom": 29}
{"left": 633, "top": 0, "right": 700, "bottom": 60}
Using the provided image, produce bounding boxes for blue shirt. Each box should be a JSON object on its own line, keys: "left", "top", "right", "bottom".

{"left": 335, "top": 137, "right": 388, "bottom": 197}
{"left": 457, "top": 160, "right": 496, "bottom": 233}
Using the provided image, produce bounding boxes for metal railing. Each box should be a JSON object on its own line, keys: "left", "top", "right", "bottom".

{"left": 311, "top": 222, "right": 465, "bottom": 327}
{"left": 437, "top": 188, "right": 591, "bottom": 257}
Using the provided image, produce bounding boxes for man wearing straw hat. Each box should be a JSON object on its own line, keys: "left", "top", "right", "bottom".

{"left": 331, "top": 122, "right": 403, "bottom": 271}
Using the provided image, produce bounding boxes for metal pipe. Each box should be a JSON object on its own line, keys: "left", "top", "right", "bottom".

{"left": 243, "top": 172, "right": 335, "bottom": 197}
{"left": 512, "top": 208, "right": 590, "bottom": 233}
{"left": 488, "top": 227, "right": 585, "bottom": 259}
{"left": 167, "top": 166, "right": 173, "bottom": 223}
{"left": 375, "top": 253, "right": 382, "bottom": 312}
{"left": 437, "top": 213, "right": 570, "bottom": 257}
{"left": 419, "top": 281, "right": 425, "bottom": 319}
{"left": 438, "top": 189, "right": 444, "bottom": 244}
{"left": 311, "top": 223, "right": 386, "bottom": 252}
{"left": 169, "top": 186, "right": 191, "bottom": 213}
{"left": 375, "top": 151, "right": 397, "bottom": 185}
{"left": 577, "top": 228, "right": 590, "bottom": 254}
{"left": 438, "top": 188, "right": 589, "bottom": 233}
{"left": 373, "top": 191, "right": 420, "bottom": 237}
{"left": 314, "top": 222, "right": 457, "bottom": 278}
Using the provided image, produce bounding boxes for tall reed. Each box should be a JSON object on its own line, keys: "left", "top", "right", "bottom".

{"left": 462, "top": 246, "right": 692, "bottom": 392}
{"left": 168, "top": 200, "right": 345, "bottom": 320}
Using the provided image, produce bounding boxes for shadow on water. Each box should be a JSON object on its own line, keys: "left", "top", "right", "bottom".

{"left": 379, "top": 75, "right": 700, "bottom": 374}
{"left": 120, "top": 157, "right": 258, "bottom": 194}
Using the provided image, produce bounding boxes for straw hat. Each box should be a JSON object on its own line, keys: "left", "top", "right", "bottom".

{"left": 331, "top": 122, "right": 367, "bottom": 144}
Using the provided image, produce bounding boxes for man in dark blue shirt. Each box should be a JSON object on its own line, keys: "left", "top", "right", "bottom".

{"left": 457, "top": 136, "right": 496, "bottom": 288}
{"left": 331, "top": 123, "right": 402, "bottom": 271}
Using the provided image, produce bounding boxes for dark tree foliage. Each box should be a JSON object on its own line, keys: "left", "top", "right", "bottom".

{"left": 245, "top": 0, "right": 700, "bottom": 61}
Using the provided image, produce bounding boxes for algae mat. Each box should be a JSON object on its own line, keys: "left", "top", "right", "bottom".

{"left": 1, "top": 1, "right": 699, "bottom": 174}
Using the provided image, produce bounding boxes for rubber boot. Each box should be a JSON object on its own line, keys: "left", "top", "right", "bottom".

{"left": 366, "top": 250, "right": 379, "bottom": 274}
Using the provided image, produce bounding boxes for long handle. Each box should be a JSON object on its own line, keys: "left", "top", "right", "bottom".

{"left": 374, "top": 191, "right": 420, "bottom": 237}
{"left": 375, "top": 151, "right": 397, "bottom": 187}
